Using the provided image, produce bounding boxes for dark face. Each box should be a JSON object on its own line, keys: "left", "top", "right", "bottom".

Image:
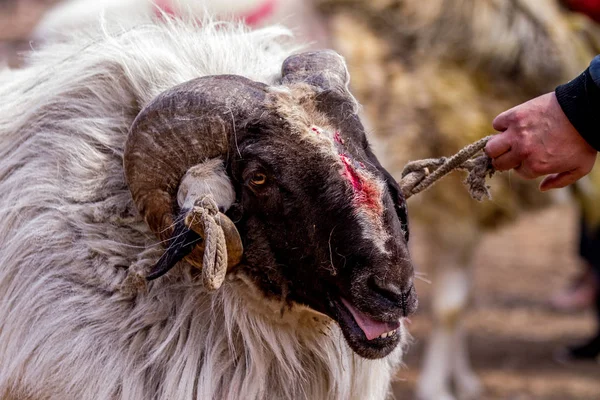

{"left": 129, "top": 58, "right": 416, "bottom": 359}
{"left": 228, "top": 96, "right": 417, "bottom": 359}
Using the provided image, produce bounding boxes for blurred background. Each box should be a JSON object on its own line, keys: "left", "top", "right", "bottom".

{"left": 1, "top": 0, "right": 599, "bottom": 399}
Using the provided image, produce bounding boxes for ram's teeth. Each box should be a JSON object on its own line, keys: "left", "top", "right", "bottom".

{"left": 378, "top": 329, "right": 398, "bottom": 339}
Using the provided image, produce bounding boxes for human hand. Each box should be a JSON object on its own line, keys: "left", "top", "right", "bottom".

{"left": 485, "top": 92, "right": 596, "bottom": 191}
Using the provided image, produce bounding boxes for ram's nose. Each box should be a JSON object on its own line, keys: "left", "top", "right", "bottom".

{"left": 370, "top": 277, "right": 418, "bottom": 317}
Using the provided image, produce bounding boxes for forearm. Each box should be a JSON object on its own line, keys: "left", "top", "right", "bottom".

{"left": 555, "top": 55, "right": 600, "bottom": 151}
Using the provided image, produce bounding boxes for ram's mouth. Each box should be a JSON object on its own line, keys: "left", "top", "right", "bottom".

{"left": 330, "top": 297, "right": 403, "bottom": 359}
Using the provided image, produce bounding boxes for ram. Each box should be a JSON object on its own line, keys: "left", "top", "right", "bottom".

{"left": 0, "top": 18, "right": 417, "bottom": 400}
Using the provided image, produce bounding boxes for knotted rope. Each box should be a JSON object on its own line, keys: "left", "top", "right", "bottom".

{"left": 184, "top": 195, "right": 228, "bottom": 291}
{"left": 399, "top": 136, "right": 495, "bottom": 201}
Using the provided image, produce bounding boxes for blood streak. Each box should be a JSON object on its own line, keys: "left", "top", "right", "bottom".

{"left": 339, "top": 154, "right": 383, "bottom": 214}
{"left": 311, "top": 125, "right": 382, "bottom": 214}
{"left": 333, "top": 131, "right": 344, "bottom": 144}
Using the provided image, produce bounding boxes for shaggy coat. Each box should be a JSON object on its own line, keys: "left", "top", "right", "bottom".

{"left": 0, "top": 20, "right": 404, "bottom": 400}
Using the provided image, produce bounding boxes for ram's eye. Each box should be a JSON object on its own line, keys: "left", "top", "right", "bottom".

{"left": 250, "top": 172, "right": 267, "bottom": 186}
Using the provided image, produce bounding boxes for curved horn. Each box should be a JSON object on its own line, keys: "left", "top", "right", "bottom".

{"left": 124, "top": 75, "right": 267, "bottom": 281}
{"left": 281, "top": 50, "right": 351, "bottom": 92}
{"left": 281, "top": 50, "right": 360, "bottom": 129}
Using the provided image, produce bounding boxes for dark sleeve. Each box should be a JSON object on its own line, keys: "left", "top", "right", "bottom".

{"left": 555, "top": 55, "right": 600, "bottom": 151}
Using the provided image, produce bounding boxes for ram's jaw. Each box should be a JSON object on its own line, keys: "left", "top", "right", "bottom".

{"left": 270, "top": 280, "right": 405, "bottom": 359}
{"left": 319, "top": 291, "right": 404, "bottom": 359}
{"left": 234, "top": 211, "right": 408, "bottom": 359}
{"left": 231, "top": 255, "right": 406, "bottom": 360}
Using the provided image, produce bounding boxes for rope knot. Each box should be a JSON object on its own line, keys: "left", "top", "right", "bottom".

{"left": 400, "top": 136, "right": 495, "bottom": 201}
{"left": 195, "top": 195, "right": 219, "bottom": 216}
{"left": 184, "top": 194, "right": 228, "bottom": 291}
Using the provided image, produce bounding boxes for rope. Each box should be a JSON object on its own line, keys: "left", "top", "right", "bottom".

{"left": 188, "top": 195, "right": 228, "bottom": 291}
{"left": 399, "top": 136, "right": 495, "bottom": 201}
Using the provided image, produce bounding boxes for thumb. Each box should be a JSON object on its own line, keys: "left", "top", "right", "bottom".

{"left": 539, "top": 170, "right": 581, "bottom": 191}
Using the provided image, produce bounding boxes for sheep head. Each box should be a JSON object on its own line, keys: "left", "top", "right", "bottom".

{"left": 123, "top": 51, "right": 417, "bottom": 359}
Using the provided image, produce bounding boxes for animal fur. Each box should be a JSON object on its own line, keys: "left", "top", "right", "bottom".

{"left": 0, "top": 19, "right": 405, "bottom": 400}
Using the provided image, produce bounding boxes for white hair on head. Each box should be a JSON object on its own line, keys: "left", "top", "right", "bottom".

{"left": 0, "top": 18, "right": 405, "bottom": 400}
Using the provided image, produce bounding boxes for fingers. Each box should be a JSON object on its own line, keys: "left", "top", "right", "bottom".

{"left": 539, "top": 170, "right": 583, "bottom": 191}
{"left": 485, "top": 133, "right": 512, "bottom": 159}
{"left": 486, "top": 132, "right": 534, "bottom": 178}
{"left": 490, "top": 147, "right": 522, "bottom": 172}
{"left": 492, "top": 109, "right": 512, "bottom": 131}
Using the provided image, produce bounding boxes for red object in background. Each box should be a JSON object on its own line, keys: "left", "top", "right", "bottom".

{"left": 242, "top": 0, "right": 276, "bottom": 26}
{"left": 154, "top": 0, "right": 277, "bottom": 27}
{"left": 565, "top": 0, "right": 600, "bottom": 23}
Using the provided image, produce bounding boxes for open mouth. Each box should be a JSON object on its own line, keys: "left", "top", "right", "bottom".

{"left": 330, "top": 296, "right": 403, "bottom": 359}
{"left": 341, "top": 298, "right": 400, "bottom": 340}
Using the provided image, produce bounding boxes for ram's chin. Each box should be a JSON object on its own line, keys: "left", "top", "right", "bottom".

{"left": 329, "top": 298, "right": 403, "bottom": 359}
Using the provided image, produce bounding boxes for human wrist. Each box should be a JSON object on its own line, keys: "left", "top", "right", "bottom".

{"left": 589, "top": 55, "right": 600, "bottom": 86}
{"left": 555, "top": 57, "right": 600, "bottom": 151}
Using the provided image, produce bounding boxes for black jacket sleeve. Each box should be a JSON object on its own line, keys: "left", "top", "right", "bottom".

{"left": 555, "top": 55, "right": 600, "bottom": 151}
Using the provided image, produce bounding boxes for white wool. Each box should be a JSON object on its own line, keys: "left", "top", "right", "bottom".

{"left": 177, "top": 160, "right": 236, "bottom": 211}
{"left": 0, "top": 19, "right": 404, "bottom": 399}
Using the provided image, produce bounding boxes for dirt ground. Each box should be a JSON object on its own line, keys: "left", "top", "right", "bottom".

{"left": 394, "top": 204, "right": 600, "bottom": 400}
